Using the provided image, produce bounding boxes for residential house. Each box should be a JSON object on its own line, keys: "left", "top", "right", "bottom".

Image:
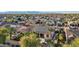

{"left": 33, "top": 25, "right": 51, "bottom": 39}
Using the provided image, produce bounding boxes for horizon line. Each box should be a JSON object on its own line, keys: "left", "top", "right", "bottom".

{"left": 0, "top": 11, "right": 79, "bottom": 14}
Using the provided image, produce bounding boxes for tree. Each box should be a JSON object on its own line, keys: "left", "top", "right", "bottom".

{"left": 71, "top": 38, "right": 79, "bottom": 47}
{"left": 20, "top": 32, "right": 40, "bottom": 47}
{"left": 0, "top": 27, "right": 10, "bottom": 44}
{"left": 58, "top": 33, "right": 65, "bottom": 44}
{"left": 20, "top": 36, "right": 28, "bottom": 47}
{"left": 0, "top": 34, "right": 6, "bottom": 44}
{"left": 59, "top": 34, "right": 64, "bottom": 41}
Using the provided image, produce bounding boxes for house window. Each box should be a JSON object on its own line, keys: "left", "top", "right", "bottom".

{"left": 46, "top": 34, "right": 49, "bottom": 38}
{"left": 40, "top": 34, "right": 44, "bottom": 38}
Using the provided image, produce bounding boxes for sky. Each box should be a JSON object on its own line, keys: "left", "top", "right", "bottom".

{"left": 0, "top": 0, "right": 79, "bottom": 12}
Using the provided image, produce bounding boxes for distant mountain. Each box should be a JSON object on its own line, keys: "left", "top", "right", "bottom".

{"left": 0, "top": 11, "right": 79, "bottom": 14}
{"left": 0, "top": 11, "right": 58, "bottom": 14}
{"left": 0, "top": 11, "right": 41, "bottom": 14}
